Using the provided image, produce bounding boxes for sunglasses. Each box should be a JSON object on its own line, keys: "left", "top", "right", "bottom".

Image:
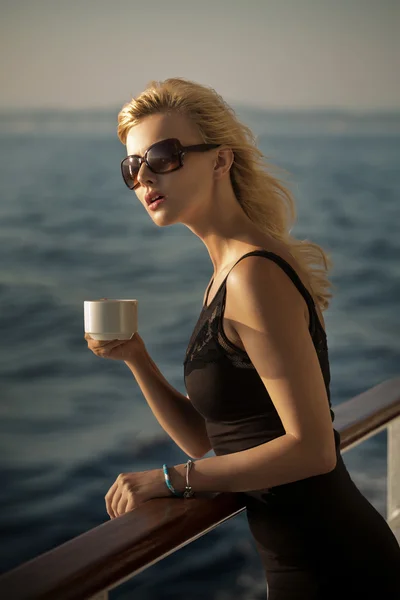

{"left": 121, "top": 137, "right": 220, "bottom": 190}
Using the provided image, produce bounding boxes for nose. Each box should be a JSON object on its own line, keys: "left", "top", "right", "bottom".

{"left": 136, "top": 162, "right": 157, "bottom": 187}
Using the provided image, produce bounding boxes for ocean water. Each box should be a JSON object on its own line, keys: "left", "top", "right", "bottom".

{"left": 0, "top": 107, "right": 399, "bottom": 599}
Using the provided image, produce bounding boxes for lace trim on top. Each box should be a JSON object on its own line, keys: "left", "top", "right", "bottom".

{"left": 184, "top": 302, "right": 255, "bottom": 369}
{"left": 184, "top": 249, "right": 328, "bottom": 370}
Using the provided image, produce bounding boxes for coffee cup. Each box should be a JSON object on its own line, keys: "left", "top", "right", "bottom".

{"left": 84, "top": 299, "right": 138, "bottom": 340}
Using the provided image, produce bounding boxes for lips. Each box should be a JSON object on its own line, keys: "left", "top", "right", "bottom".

{"left": 145, "top": 191, "right": 164, "bottom": 205}
{"left": 148, "top": 196, "right": 166, "bottom": 211}
{"left": 149, "top": 195, "right": 164, "bottom": 204}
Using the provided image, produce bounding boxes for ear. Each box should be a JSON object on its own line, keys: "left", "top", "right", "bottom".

{"left": 213, "top": 147, "right": 234, "bottom": 179}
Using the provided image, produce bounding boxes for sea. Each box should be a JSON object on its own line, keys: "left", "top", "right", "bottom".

{"left": 0, "top": 106, "right": 399, "bottom": 599}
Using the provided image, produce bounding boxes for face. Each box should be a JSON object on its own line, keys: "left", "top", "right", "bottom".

{"left": 125, "top": 112, "right": 219, "bottom": 226}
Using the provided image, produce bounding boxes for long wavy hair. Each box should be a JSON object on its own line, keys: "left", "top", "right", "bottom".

{"left": 117, "top": 78, "right": 333, "bottom": 311}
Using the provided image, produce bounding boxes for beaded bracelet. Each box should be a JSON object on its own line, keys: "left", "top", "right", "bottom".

{"left": 163, "top": 459, "right": 195, "bottom": 498}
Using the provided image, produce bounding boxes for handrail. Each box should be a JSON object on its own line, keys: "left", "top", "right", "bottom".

{"left": 1, "top": 377, "right": 399, "bottom": 600}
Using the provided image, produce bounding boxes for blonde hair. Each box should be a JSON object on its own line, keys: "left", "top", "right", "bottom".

{"left": 118, "top": 78, "right": 333, "bottom": 311}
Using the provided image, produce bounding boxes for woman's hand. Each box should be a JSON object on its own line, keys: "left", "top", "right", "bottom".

{"left": 105, "top": 468, "right": 173, "bottom": 518}
{"left": 84, "top": 331, "right": 146, "bottom": 362}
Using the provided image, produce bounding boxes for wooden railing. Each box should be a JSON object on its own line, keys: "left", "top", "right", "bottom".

{"left": 1, "top": 377, "right": 399, "bottom": 600}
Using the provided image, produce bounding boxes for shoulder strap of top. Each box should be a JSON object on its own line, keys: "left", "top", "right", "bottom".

{"left": 222, "top": 249, "right": 318, "bottom": 333}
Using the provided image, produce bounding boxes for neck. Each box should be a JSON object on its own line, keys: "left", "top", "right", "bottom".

{"left": 182, "top": 183, "right": 262, "bottom": 276}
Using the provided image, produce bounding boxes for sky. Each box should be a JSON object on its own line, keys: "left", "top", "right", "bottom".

{"left": 0, "top": 0, "right": 399, "bottom": 111}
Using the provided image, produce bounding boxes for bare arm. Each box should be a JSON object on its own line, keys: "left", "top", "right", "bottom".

{"left": 125, "top": 345, "right": 212, "bottom": 459}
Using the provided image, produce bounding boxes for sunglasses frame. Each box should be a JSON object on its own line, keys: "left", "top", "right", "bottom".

{"left": 121, "top": 138, "right": 221, "bottom": 190}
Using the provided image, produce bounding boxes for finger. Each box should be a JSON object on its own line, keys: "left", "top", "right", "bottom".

{"left": 85, "top": 334, "right": 121, "bottom": 348}
{"left": 93, "top": 339, "right": 126, "bottom": 351}
{"left": 125, "top": 495, "right": 136, "bottom": 513}
{"left": 96, "top": 343, "right": 126, "bottom": 359}
{"left": 111, "top": 489, "right": 123, "bottom": 518}
{"left": 89, "top": 341, "right": 121, "bottom": 354}
{"left": 101, "top": 339, "right": 127, "bottom": 348}
{"left": 117, "top": 494, "right": 129, "bottom": 517}
{"left": 105, "top": 481, "right": 118, "bottom": 519}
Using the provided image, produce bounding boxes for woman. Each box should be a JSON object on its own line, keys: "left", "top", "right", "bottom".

{"left": 85, "top": 78, "right": 400, "bottom": 598}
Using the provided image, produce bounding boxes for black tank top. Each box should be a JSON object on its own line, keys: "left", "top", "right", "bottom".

{"left": 183, "top": 250, "right": 340, "bottom": 457}
{"left": 184, "top": 250, "right": 400, "bottom": 597}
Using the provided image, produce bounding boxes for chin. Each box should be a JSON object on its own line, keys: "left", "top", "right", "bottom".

{"left": 149, "top": 204, "right": 185, "bottom": 227}
{"left": 151, "top": 213, "right": 181, "bottom": 228}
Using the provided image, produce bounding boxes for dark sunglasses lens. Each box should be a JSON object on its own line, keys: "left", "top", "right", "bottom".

{"left": 122, "top": 158, "right": 139, "bottom": 189}
{"left": 147, "top": 140, "right": 180, "bottom": 173}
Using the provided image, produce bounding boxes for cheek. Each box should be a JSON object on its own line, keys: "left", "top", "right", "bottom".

{"left": 171, "top": 161, "right": 213, "bottom": 196}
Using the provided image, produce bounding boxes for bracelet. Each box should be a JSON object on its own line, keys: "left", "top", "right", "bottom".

{"left": 162, "top": 459, "right": 195, "bottom": 499}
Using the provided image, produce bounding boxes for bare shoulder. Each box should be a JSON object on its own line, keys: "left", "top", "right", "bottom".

{"left": 226, "top": 254, "right": 307, "bottom": 326}
{"left": 229, "top": 242, "right": 326, "bottom": 332}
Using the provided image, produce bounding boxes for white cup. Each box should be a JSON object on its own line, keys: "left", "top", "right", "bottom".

{"left": 84, "top": 299, "right": 138, "bottom": 340}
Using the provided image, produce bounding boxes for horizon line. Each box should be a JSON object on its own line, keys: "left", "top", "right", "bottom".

{"left": 0, "top": 105, "right": 399, "bottom": 116}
